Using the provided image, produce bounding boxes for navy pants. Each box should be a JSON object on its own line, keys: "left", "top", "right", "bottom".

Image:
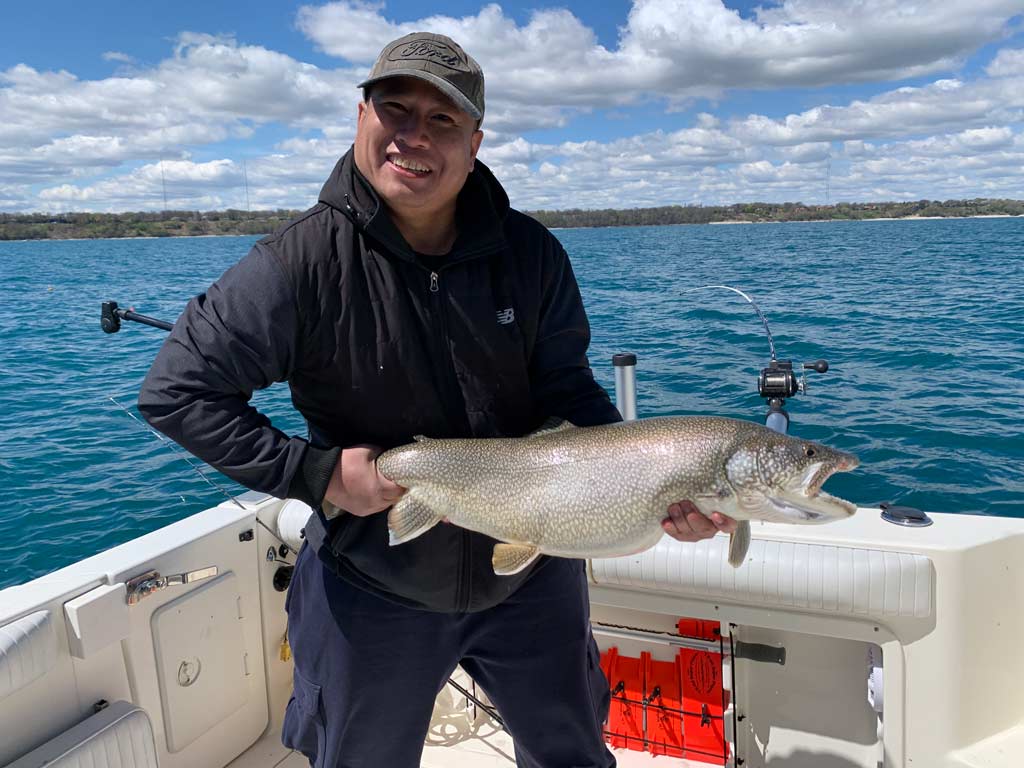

{"left": 282, "top": 544, "right": 615, "bottom": 768}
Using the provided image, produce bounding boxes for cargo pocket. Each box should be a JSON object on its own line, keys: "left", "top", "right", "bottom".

{"left": 282, "top": 667, "right": 327, "bottom": 767}
{"left": 587, "top": 635, "right": 612, "bottom": 731}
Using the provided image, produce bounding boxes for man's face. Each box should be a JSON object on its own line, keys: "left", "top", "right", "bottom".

{"left": 354, "top": 76, "right": 483, "bottom": 220}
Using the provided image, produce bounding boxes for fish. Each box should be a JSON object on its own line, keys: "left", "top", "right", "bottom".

{"left": 376, "top": 416, "right": 859, "bottom": 575}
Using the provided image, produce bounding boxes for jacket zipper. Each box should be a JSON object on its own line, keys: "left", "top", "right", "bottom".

{"left": 425, "top": 267, "right": 474, "bottom": 612}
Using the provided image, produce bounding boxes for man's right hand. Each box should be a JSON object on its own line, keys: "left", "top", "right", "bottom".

{"left": 323, "top": 445, "right": 406, "bottom": 517}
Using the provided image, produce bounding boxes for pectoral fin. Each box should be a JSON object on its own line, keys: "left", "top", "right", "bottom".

{"left": 387, "top": 495, "right": 444, "bottom": 546}
{"left": 526, "top": 417, "right": 575, "bottom": 438}
{"left": 492, "top": 543, "right": 541, "bottom": 575}
{"left": 728, "top": 520, "right": 751, "bottom": 567}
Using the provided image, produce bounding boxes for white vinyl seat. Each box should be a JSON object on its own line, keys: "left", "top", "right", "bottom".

{"left": 2, "top": 700, "right": 158, "bottom": 768}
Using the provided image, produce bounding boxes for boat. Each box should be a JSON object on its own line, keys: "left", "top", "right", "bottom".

{"left": 2, "top": 314, "right": 1022, "bottom": 768}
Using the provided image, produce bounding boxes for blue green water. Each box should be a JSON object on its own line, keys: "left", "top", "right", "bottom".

{"left": 1, "top": 219, "right": 1022, "bottom": 590}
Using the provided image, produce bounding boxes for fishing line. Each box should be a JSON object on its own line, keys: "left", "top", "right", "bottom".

{"left": 108, "top": 395, "right": 247, "bottom": 511}
{"left": 108, "top": 396, "right": 296, "bottom": 557}
{"left": 681, "top": 284, "right": 777, "bottom": 361}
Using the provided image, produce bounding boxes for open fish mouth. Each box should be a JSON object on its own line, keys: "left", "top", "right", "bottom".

{"left": 795, "top": 456, "right": 859, "bottom": 516}
{"left": 767, "top": 487, "right": 857, "bottom": 522}
{"left": 801, "top": 452, "right": 859, "bottom": 494}
{"left": 814, "top": 489, "right": 858, "bottom": 515}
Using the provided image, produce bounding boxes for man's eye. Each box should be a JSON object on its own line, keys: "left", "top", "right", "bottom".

{"left": 432, "top": 113, "right": 455, "bottom": 124}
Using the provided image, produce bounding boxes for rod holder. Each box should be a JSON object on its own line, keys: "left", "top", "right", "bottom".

{"left": 613, "top": 353, "right": 637, "bottom": 422}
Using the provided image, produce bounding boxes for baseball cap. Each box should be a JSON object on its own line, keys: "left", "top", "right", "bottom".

{"left": 357, "top": 32, "right": 485, "bottom": 120}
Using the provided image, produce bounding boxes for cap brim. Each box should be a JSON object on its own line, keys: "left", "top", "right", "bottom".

{"left": 357, "top": 69, "right": 482, "bottom": 121}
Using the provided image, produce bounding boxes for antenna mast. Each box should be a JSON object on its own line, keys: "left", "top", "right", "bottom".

{"left": 243, "top": 159, "right": 251, "bottom": 215}
{"left": 825, "top": 158, "right": 831, "bottom": 206}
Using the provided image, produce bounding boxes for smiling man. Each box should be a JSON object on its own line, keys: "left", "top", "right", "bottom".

{"left": 139, "top": 31, "right": 735, "bottom": 768}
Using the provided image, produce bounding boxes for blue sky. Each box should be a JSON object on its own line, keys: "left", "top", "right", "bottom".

{"left": 2, "top": 1, "right": 1023, "bottom": 212}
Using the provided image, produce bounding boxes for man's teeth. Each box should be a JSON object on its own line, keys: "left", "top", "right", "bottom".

{"left": 391, "top": 157, "right": 430, "bottom": 173}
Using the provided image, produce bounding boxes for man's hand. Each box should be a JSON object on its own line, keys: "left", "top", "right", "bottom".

{"left": 662, "top": 501, "right": 737, "bottom": 543}
{"left": 324, "top": 445, "right": 406, "bottom": 517}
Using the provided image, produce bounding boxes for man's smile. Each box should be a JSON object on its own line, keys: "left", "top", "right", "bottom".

{"left": 388, "top": 154, "right": 432, "bottom": 176}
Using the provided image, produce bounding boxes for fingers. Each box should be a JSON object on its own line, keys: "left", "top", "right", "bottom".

{"left": 709, "top": 511, "right": 738, "bottom": 533}
{"left": 374, "top": 464, "right": 406, "bottom": 501}
{"left": 372, "top": 453, "right": 407, "bottom": 496}
{"left": 327, "top": 445, "right": 405, "bottom": 516}
{"left": 662, "top": 501, "right": 738, "bottom": 543}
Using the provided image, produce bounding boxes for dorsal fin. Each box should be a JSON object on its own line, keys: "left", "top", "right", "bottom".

{"left": 412, "top": 434, "right": 432, "bottom": 443}
{"left": 526, "top": 416, "right": 575, "bottom": 438}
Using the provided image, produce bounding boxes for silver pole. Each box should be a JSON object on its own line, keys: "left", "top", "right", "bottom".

{"left": 591, "top": 621, "right": 727, "bottom": 653}
{"left": 612, "top": 353, "right": 637, "bottom": 421}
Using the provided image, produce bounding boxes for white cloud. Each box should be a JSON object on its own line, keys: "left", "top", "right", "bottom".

{"left": 987, "top": 48, "right": 1024, "bottom": 77}
{"left": 727, "top": 76, "right": 1024, "bottom": 146}
{"left": 102, "top": 51, "right": 135, "bottom": 64}
{"left": 299, "top": 0, "right": 1023, "bottom": 98}
{"left": 0, "top": 34, "right": 358, "bottom": 159}
{"left": 38, "top": 160, "right": 242, "bottom": 206}
{"left": 3, "top": 2, "right": 1024, "bottom": 212}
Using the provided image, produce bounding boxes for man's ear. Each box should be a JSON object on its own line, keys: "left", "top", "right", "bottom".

{"left": 357, "top": 100, "right": 367, "bottom": 124}
{"left": 470, "top": 129, "right": 483, "bottom": 163}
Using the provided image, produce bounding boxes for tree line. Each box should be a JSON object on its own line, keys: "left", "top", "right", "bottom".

{"left": 527, "top": 198, "right": 1024, "bottom": 228}
{"left": 1, "top": 199, "right": 1022, "bottom": 240}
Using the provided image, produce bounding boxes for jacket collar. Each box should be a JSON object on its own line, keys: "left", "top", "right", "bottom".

{"left": 318, "top": 147, "right": 510, "bottom": 263}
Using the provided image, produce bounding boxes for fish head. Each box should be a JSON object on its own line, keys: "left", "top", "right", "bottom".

{"left": 725, "top": 431, "right": 859, "bottom": 524}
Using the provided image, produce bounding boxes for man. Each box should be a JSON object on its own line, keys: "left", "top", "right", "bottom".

{"left": 139, "top": 32, "right": 736, "bottom": 768}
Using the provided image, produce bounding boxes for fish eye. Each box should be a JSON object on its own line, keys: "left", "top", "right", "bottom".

{"left": 804, "top": 446, "right": 816, "bottom": 458}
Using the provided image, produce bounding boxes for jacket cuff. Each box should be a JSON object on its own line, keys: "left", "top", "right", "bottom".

{"left": 287, "top": 443, "right": 342, "bottom": 508}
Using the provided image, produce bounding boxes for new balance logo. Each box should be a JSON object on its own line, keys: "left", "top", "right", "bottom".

{"left": 496, "top": 308, "right": 515, "bottom": 325}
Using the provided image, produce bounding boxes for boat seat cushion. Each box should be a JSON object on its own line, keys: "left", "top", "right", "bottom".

{"left": 0, "top": 611, "right": 58, "bottom": 701}
{"left": 2, "top": 700, "right": 158, "bottom": 768}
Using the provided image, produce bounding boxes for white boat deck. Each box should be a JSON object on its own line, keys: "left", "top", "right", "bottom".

{"left": 3, "top": 493, "right": 1024, "bottom": 768}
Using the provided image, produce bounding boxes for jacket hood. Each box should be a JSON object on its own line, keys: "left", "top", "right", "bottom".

{"left": 318, "top": 147, "right": 510, "bottom": 261}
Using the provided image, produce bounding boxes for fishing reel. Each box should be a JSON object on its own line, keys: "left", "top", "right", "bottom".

{"left": 759, "top": 358, "right": 829, "bottom": 434}
{"left": 759, "top": 358, "right": 829, "bottom": 399}
{"left": 682, "top": 285, "right": 837, "bottom": 435}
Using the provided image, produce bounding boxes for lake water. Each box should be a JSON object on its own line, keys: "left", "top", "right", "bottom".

{"left": 1, "top": 218, "right": 1021, "bottom": 589}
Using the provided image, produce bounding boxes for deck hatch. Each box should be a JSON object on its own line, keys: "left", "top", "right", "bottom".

{"left": 150, "top": 571, "right": 249, "bottom": 752}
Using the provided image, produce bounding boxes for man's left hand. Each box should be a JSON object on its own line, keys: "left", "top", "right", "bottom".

{"left": 662, "top": 501, "right": 737, "bottom": 543}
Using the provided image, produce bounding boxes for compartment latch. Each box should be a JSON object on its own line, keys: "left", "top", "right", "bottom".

{"left": 126, "top": 567, "right": 218, "bottom": 605}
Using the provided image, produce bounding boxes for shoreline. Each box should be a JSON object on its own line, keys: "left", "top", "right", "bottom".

{"left": 4, "top": 213, "right": 1023, "bottom": 242}
{"left": 1, "top": 233, "right": 263, "bottom": 243}
{"left": 708, "top": 213, "right": 1024, "bottom": 225}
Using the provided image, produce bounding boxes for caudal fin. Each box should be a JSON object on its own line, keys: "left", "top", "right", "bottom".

{"left": 387, "top": 495, "right": 444, "bottom": 546}
{"left": 728, "top": 520, "right": 751, "bottom": 567}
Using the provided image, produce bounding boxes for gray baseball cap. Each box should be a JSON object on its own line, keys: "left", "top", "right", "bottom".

{"left": 357, "top": 32, "right": 485, "bottom": 120}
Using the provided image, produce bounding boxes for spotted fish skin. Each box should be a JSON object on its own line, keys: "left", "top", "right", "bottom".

{"left": 378, "top": 416, "right": 859, "bottom": 573}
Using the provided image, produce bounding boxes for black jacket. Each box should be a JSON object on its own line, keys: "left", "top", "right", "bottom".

{"left": 139, "top": 148, "right": 620, "bottom": 612}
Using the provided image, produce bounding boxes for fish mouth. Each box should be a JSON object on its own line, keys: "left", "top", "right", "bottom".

{"left": 768, "top": 487, "right": 857, "bottom": 522}
{"left": 803, "top": 453, "right": 858, "bottom": 493}
{"left": 787, "top": 455, "right": 859, "bottom": 518}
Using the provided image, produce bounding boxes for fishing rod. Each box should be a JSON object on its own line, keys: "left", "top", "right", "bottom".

{"left": 101, "top": 299, "right": 511, "bottom": 725}
{"left": 101, "top": 301, "right": 299, "bottom": 557}
{"left": 101, "top": 300, "right": 173, "bottom": 333}
{"left": 680, "top": 285, "right": 830, "bottom": 434}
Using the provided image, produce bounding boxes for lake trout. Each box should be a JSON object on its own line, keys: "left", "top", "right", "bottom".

{"left": 377, "top": 416, "right": 859, "bottom": 575}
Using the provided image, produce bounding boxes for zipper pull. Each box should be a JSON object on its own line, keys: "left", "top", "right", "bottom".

{"left": 429, "top": 272, "right": 439, "bottom": 293}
